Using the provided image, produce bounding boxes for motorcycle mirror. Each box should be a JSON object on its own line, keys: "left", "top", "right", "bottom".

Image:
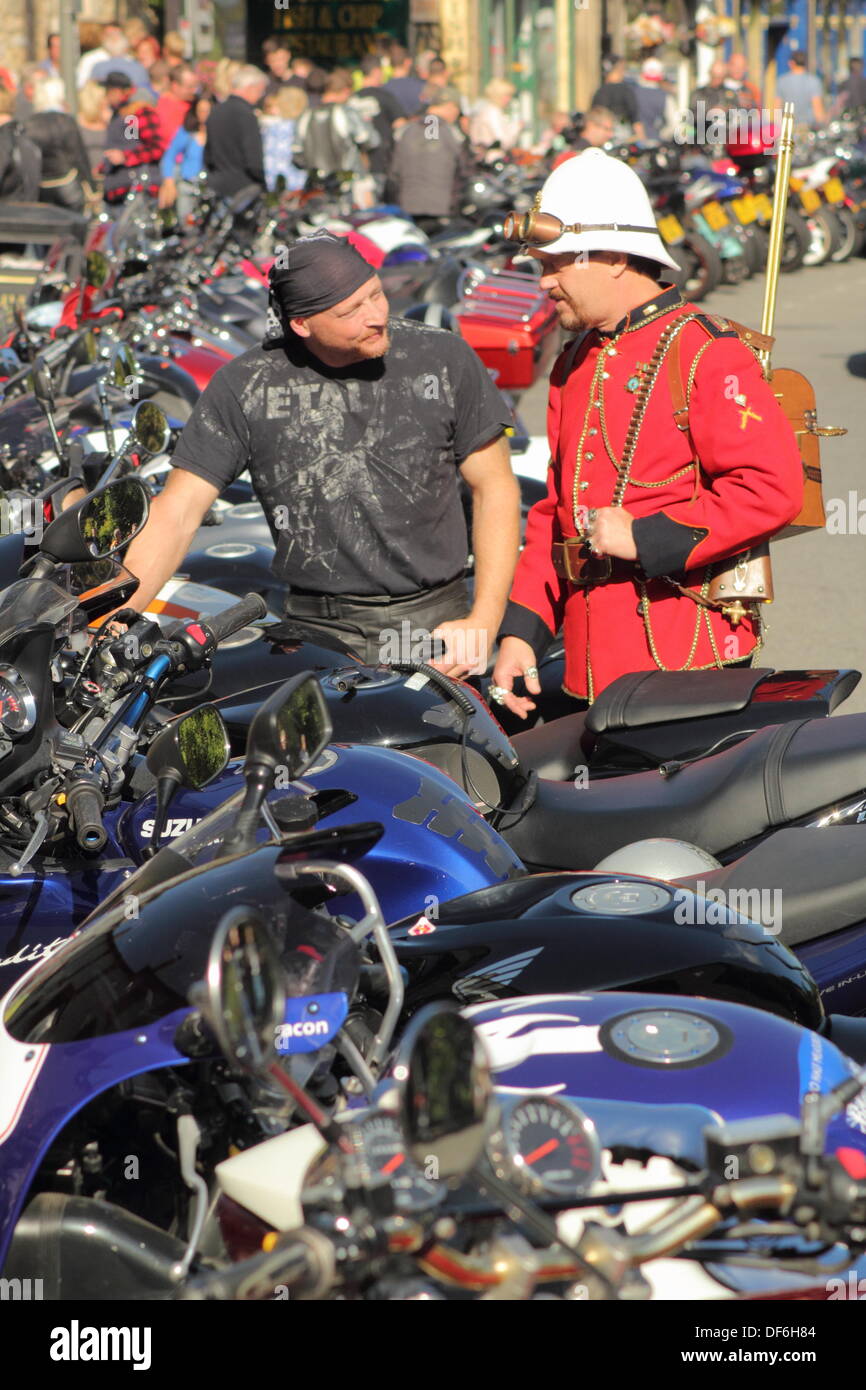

{"left": 197, "top": 906, "right": 287, "bottom": 1074}
{"left": 246, "top": 672, "right": 332, "bottom": 782}
{"left": 29, "top": 364, "right": 55, "bottom": 406}
{"left": 80, "top": 330, "right": 99, "bottom": 365}
{"left": 395, "top": 1005, "right": 493, "bottom": 1181}
{"left": 128, "top": 400, "right": 171, "bottom": 456}
{"left": 38, "top": 476, "right": 149, "bottom": 563}
{"left": 110, "top": 343, "right": 138, "bottom": 389}
{"left": 84, "top": 250, "right": 110, "bottom": 289}
{"left": 143, "top": 705, "right": 231, "bottom": 859}
{"left": 222, "top": 674, "right": 333, "bottom": 857}
{"left": 147, "top": 703, "right": 231, "bottom": 791}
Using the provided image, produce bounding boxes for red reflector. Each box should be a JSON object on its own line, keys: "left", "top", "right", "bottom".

{"left": 835, "top": 1147, "right": 866, "bottom": 1179}
{"left": 187, "top": 623, "right": 208, "bottom": 645}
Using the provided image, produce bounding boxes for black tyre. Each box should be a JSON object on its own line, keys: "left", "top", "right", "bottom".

{"left": 738, "top": 225, "right": 765, "bottom": 275}
{"left": 829, "top": 204, "right": 861, "bottom": 262}
{"left": 670, "top": 231, "right": 723, "bottom": 301}
{"left": 802, "top": 207, "right": 840, "bottom": 266}
{"left": 753, "top": 212, "right": 810, "bottom": 273}
{"left": 720, "top": 246, "right": 751, "bottom": 285}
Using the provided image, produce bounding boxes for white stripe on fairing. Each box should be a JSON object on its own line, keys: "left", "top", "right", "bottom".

{"left": 0, "top": 1025, "right": 48, "bottom": 1145}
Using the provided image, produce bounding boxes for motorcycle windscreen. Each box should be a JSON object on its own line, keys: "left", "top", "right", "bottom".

{"left": 3, "top": 841, "right": 361, "bottom": 1045}
{"left": 0, "top": 577, "right": 79, "bottom": 643}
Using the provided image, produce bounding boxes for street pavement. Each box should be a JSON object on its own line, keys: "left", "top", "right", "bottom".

{"left": 518, "top": 256, "right": 866, "bottom": 714}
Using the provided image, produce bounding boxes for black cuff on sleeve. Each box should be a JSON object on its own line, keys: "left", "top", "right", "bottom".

{"left": 632, "top": 513, "right": 709, "bottom": 580}
{"left": 497, "top": 601, "right": 557, "bottom": 659}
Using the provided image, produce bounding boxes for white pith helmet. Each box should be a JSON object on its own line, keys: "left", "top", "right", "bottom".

{"left": 526, "top": 148, "right": 681, "bottom": 273}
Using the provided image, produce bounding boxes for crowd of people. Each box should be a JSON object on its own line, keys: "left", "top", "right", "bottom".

{"left": 0, "top": 21, "right": 864, "bottom": 228}
{"left": 0, "top": 23, "right": 550, "bottom": 225}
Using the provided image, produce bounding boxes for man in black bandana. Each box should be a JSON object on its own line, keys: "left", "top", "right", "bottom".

{"left": 123, "top": 232, "right": 519, "bottom": 675}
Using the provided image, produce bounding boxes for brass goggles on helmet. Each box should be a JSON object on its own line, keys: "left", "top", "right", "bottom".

{"left": 503, "top": 209, "right": 659, "bottom": 245}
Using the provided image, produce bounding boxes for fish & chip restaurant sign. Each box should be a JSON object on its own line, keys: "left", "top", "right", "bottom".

{"left": 263, "top": 2, "right": 411, "bottom": 61}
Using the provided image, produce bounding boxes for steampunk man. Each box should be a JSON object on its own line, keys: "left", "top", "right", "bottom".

{"left": 491, "top": 148, "right": 804, "bottom": 715}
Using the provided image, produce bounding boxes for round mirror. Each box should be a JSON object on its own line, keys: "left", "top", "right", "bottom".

{"left": 396, "top": 1006, "right": 493, "bottom": 1181}
{"left": 111, "top": 343, "right": 138, "bottom": 390}
{"left": 201, "top": 908, "right": 286, "bottom": 1072}
{"left": 84, "top": 250, "right": 110, "bottom": 289}
{"left": 176, "top": 704, "right": 231, "bottom": 789}
{"left": 130, "top": 401, "right": 171, "bottom": 456}
{"left": 80, "top": 476, "right": 149, "bottom": 557}
{"left": 81, "top": 330, "right": 99, "bottom": 364}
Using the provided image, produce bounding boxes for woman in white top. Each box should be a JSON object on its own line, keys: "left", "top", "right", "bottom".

{"left": 468, "top": 78, "right": 523, "bottom": 156}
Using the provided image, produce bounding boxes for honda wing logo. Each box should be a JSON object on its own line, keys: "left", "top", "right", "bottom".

{"left": 453, "top": 947, "right": 543, "bottom": 1002}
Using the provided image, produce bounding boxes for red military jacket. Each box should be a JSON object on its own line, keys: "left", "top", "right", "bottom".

{"left": 501, "top": 285, "right": 804, "bottom": 700}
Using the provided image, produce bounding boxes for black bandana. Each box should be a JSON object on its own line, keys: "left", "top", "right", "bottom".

{"left": 268, "top": 232, "right": 376, "bottom": 329}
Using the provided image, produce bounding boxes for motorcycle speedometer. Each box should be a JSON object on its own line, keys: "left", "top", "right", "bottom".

{"left": 0, "top": 664, "right": 36, "bottom": 733}
{"left": 487, "top": 1097, "right": 601, "bottom": 1199}
{"left": 349, "top": 1113, "right": 446, "bottom": 1213}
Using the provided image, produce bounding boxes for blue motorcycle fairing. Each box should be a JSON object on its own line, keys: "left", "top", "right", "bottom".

{"left": 0, "top": 1006, "right": 192, "bottom": 1269}
{"left": 0, "top": 805, "right": 136, "bottom": 988}
{"left": 0, "top": 737, "right": 519, "bottom": 989}
{"left": 119, "top": 743, "right": 522, "bottom": 922}
{"left": 465, "top": 992, "right": 866, "bottom": 1164}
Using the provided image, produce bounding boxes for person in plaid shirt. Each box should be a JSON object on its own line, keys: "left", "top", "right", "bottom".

{"left": 98, "top": 70, "right": 164, "bottom": 207}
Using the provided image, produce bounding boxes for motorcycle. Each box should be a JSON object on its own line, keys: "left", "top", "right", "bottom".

{"left": 4, "top": 850, "right": 866, "bottom": 1301}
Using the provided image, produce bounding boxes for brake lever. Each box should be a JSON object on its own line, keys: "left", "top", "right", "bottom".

{"left": 9, "top": 808, "right": 53, "bottom": 877}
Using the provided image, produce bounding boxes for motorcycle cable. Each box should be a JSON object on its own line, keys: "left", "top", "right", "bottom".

{"left": 389, "top": 659, "right": 514, "bottom": 815}
{"left": 657, "top": 727, "right": 761, "bottom": 778}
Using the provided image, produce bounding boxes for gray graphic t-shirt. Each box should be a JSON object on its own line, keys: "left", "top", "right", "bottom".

{"left": 172, "top": 317, "right": 511, "bottom": 596}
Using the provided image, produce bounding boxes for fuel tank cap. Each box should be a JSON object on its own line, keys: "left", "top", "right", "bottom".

{"left": 601, "top": 1008, "right": 731, "bottom": 1068}
{"left": 570, "top": 882, "right": 672, "bottom": 914}
{"left": 320, "top": 667, "right": 405, "bottom": 692}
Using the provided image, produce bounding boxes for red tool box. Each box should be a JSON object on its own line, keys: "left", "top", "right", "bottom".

{"left": 454, "top": 268, "right": 561, "bottom": 392}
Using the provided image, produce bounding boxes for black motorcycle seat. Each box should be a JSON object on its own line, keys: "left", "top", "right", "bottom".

{"left": 585, "top": 668, "right": 770, "bottom": 735}
{"left": 511, "top": 711, "right": 596, "bottom": 780}
{"left": 675, "top": 827, "right": 866, "bottom": 948}
{"left": 511, "top": 668, "right": 772, "bottom": 781}
{"left": 505, "top": 713, "right": 866, "bottom": 868}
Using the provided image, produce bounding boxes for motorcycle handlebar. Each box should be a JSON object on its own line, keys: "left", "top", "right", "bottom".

{"left": 178, "top": 1228, "right": 335, "bottom": 1301}
{"left": 202, "top": 592, "right": 267, "bottom": 645}
{"left": 65, "top": 773, "right": 107, "bottom": 853}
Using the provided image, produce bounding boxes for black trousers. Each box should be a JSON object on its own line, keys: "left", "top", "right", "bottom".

{"left": 283, "top": 576, "right": 471, "bottom": 666}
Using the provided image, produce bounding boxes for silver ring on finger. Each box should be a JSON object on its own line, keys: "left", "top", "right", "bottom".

{"left": 488, "top": 684, "right": 509, "bottom": 705}
{"left": 524, "top": 666, "right": 539, "bottom": 680}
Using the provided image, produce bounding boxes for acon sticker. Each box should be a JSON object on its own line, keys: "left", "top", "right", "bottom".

{"left": 276, "top": 992, "right": 349, "bottom": 1054}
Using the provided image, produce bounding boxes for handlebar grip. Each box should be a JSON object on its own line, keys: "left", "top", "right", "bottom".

{"left": 202, "top": 592, "right": 267, "bottom": 645}
{"left": 66, "top": 775, "right": 107, "bottom": 853}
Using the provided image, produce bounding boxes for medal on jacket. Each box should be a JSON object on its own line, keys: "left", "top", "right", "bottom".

{"left": 625, "top": 361, "right": 650, "bottom": 393}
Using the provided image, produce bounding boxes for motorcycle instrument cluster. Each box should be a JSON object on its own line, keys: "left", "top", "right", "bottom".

{"left": 486, "top": 1096, "right": 601, "bottom": 1198}
{"left": 0, "top": 665, "right": 36, "bottom": 734}
{"left": 348, "top": 1112, "right": 447, "bottom": 1213}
